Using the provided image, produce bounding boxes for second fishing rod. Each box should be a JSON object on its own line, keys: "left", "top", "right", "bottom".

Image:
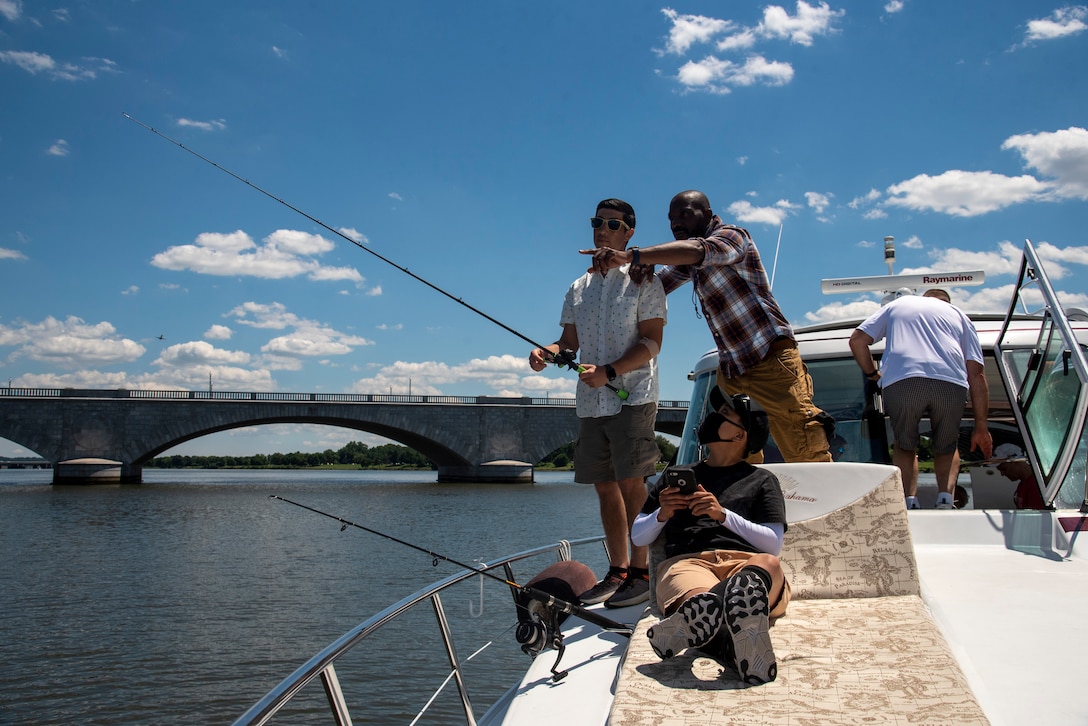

{"left": 122, "top": 113, "right": 628, "bottom": 400}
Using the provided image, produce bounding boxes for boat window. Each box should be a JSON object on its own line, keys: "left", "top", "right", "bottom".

{"left": 675, "top": 371, "right": 716, "bottom": 466}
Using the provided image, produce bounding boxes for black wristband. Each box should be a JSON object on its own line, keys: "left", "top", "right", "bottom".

{"left": 604, "top": 364, "right": 617, "bottom": 381}
{"left": 629, "top": 247, "right": 640, "bottom": 266}
{"left": 864, "top": 370, "right": 879, "bottom": 378}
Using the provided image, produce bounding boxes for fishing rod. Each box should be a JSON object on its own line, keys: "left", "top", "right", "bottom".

{"left": 122, "top": 113, "right": 628, "bottom": 400}
{"left": 270, "top": 495, "right": 633, "bottom": 637}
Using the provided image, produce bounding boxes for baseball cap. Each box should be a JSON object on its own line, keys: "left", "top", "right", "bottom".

{"left": 974, "top": 443, "right": 1028, "bottom": 465}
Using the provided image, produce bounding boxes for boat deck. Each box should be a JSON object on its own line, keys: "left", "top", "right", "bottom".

{"left": 910, "top": 509, "right": 1088, "bottom": 726}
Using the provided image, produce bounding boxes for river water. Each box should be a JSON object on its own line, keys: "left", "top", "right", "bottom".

{"left": 0, "top": 469, "right": 609, "bottom": 725}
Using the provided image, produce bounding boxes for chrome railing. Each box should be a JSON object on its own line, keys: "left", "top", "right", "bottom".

{"left": 231, "top": 536, "right": 605, "bottom": 726}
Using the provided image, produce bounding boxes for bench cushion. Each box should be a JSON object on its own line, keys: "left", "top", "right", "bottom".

{"left": 609, "top": 595, "right": 989, "bottom": 725}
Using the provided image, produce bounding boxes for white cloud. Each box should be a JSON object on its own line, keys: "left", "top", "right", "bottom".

{"left": 151, "top": 228, "right": 365, "bottom": 283}
{"left": 177, "top": 118, "right": 227, "bottom": 132}
{"left": 155, "top": 340, "right": 252, "bottom": 367}
{"left": 0, "top": 316, "right": 145, "bottom": 368}
{"left": 338, "top": 227, "right": 368, "bottom": 244}
{"left": 204, "top": 324, "right": 233, "bottom": 340}
{"left": 660, "top": 3, "right": 839, "bottom": 94}
{"left": 0, "top": 50, "right": 117, "bottom": 80}
{"left": 727, "top": 199, "right": 797, "bottom": 226}
{"left": 226, "top": 301, "right": 374, "bottom": 360}
{"left": 1002, "top": 126, "right": 1088, "bottom": 200}
{"left": 0, "top": 247, "right": 27, "bottom": 261}
{"left": 1023, "top": 6, "right": 1087, "bottom": 43}
{"left": 677, "top": 54, "right": 793, "bottom": 93}
{"left": 348, "top": 354, "right": 554, "bottom": 396}
{"left": 121, "top": 285, "right": 139, "bottom": 295}
{"left": 387, "top": 192, "right": 403, "bottom": 202}
{"left": 884, "top": 1, "right": 905, "bottom": 13}
{"left": 272, "top": 46, "right": 287, "bottom": 59}
{"left": 46, "top": 139, "right": 69, "bottom": 156}
{"left": 805, "top": 191, "right": 832, "bottom": 213}
{"left": 884, "top": 170, "right": 1051, "bottom": 217}
{"left": 660, "top": 8, "right": 735, "bottom": 55}
{"left": 0, "top": 0, "right": 21, "bottom": 22}
{"left": 757, "top": 1, "right": 845, "bottom": 47}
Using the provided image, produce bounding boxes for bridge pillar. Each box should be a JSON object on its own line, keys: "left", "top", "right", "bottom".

{"left": 438, "top": 459, "right": 534, "bottom": 484}
{"left": 53, "top": 458, "right": 143, "bottom": 484}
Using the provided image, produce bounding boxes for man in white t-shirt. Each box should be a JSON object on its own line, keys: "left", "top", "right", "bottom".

{"left": 529, "top": 198, "right": 666, "bottom": 608}
{"left": 849, "top": 288, "right": 993, "bottom": 509}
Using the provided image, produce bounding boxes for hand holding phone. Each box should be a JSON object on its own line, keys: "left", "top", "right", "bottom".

{"left": 664, "top": 466, "right": 697, "bottom": 495}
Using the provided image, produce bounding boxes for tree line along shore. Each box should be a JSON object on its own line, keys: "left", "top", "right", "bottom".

{"left": 148, "top": 437, "right": 680, "bottom": 471}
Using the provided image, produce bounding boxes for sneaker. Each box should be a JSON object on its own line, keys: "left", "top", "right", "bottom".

{"left": 578, "top": 567, "right": 627, "bottom": 605}
{"left": 935, "top": 493, "right": 955, "bottom": 510}
{"left": 721, "top": 570, "right": 777, "bottom": 684}
{"left": 935, "top": 500, "right": 955, "bottom": 510}
{"left": 604, "top": 571, "right": 649, "bottom": 608}
{"left": 906, "top": 496, "right": 921, "bottom": 510}
{"left": 646, "top": 592, "right": 724, "bottom": 659}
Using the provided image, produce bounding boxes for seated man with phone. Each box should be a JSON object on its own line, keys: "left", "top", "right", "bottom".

{"left": 631, "top": 387, "right": 791, "bottom": 685}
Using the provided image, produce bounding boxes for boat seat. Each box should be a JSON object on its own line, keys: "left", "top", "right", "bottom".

{"left": 610, "top": 462, "right": 990, "bottom": 725}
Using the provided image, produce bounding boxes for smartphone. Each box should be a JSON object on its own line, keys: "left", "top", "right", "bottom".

{"left": 664, "top": 466, "right": 698, "bottom": 495}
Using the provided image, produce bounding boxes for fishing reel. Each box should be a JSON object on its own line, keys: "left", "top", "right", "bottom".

{"left": 515, "top": 602, "right": 563, "bottom": 657}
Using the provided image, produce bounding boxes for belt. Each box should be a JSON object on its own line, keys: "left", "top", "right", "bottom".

{"left": 765, "top": 336, "right": 796, "bottom": 358}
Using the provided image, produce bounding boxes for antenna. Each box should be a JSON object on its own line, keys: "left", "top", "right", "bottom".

{"left": 820, "top": 233, "right": 985, "bottom": 296}
{"left": 770, "top": 223, "right": 783, "bottom": 289}
{"left": 884, "top": 236, "right": 896, "bottom": 275}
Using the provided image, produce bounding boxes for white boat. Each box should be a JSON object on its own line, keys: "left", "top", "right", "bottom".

{"left": 233, "top": 239, "right": 1088, "bottom": 726}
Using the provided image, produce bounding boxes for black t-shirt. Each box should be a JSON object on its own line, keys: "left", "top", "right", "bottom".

{"left": 641, "top": 461, "right": 788, "bottom": 559}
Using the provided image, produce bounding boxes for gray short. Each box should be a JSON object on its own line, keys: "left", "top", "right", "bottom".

{"left": 574, "top": 402, "right": 660, "bottom": 483}
{"left": 882, "top": 377, "right": 967, "bottom": 455}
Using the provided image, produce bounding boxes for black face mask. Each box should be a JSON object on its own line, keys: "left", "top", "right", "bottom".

{"left": 697, "top": 412, "right": 730, "bottom": 445}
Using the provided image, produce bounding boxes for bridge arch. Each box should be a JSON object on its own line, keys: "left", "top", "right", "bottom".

{"left": 0, "top": 389, "right": 688, "bottom": 483}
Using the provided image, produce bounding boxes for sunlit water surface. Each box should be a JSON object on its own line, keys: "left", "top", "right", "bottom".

{"left": 0, "top": 469, "right": 607, "bottom": 725}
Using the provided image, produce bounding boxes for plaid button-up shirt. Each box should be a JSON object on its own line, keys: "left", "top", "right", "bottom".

{"left": 657, "top": 217, "right": 793, "bottom": 378}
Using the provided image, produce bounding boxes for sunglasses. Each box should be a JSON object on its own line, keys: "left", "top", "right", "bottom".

{"left": 590, "top": 217, "right": 629, "bottom": 231}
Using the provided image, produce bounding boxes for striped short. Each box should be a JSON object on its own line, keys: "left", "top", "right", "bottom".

{"left": 882, "top": 377, "right": 967, "bottom": 455}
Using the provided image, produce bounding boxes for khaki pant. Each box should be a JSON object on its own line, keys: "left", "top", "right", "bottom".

{"left": 718, "top": 340, "right": 832, "bottom": 463}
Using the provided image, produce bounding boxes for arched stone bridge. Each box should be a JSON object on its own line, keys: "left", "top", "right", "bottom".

{"left": 0, "top": 388, "right": 691, "bottom": 484}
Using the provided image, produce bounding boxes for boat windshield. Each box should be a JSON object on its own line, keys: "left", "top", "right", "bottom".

{"left": 995, "top": 240, "right": 1088, "bottom": 509}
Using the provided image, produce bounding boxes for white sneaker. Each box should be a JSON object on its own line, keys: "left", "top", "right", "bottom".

{"left": 935, "top": 493, "right": 955, "bottom": 510}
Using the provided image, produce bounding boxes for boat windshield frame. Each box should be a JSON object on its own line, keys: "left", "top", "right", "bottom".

{"left": 993, "top": 239, "right": 1088, "bottom": 509}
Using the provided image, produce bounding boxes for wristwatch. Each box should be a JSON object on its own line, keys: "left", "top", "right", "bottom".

{"left": 604, "top": 364, "right": 617, "bottom": 382}
{"left": 864, "top": 369, "right": 880, "bottom": 379}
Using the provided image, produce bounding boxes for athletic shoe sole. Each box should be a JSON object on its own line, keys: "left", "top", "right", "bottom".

{"left": 646, "top": 592, "right": 723, "bottom": 659}
{"left": 722, "top": 570, "right": 777, "bottom": 684}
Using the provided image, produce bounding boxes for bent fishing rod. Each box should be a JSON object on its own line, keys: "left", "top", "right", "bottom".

{"left": 122, "top": 113, "right": 628, "bottom": 400}
{"left": 269, "top": 495, "right": 633, "bottom": 637}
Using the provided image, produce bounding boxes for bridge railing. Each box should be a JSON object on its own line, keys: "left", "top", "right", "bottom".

{"left": 0, "top": 387, "right": 689, "bottom": 409}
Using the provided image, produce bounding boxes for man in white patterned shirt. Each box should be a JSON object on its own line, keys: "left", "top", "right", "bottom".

{"left": 529, "top": 198, "right": 666, "bottom": 608}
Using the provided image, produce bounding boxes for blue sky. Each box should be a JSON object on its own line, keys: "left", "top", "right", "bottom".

{"left": 2, "top": 1, "right": 1088, "bottom": 456}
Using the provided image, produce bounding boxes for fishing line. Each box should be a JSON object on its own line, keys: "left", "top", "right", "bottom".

{"left": 269, "top": 495, "right": 633, "bottom": 637}
{"left": 122, "top": 113, "right": 628, "bottom": 400}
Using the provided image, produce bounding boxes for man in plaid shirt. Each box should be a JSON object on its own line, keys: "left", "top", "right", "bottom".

{"left": 583, "top": 190, "right": 831, "bottom": 463}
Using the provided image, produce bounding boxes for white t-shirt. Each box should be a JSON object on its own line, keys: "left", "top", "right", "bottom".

{"left": 561, "top": 265, "right": 667, "bottom": 418}
{"left": 857, "top": 295, "right": 983, "bottom": 389}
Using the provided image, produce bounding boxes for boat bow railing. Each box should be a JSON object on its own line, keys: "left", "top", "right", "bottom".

{"left": 232, "top": 536, "right": 603, "bottom": 726}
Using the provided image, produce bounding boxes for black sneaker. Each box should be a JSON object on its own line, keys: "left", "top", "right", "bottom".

{"left": 578, "top": 568, "right": 627, "bottom": 605}
{"left": 604, "top": 571, "right": 650, "bottom": 608}
{"left": 721, "top": 570, "right": 777, "bottom": 684}
{"left": 646, "top": 592, "right": 724, "bottom": 659}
